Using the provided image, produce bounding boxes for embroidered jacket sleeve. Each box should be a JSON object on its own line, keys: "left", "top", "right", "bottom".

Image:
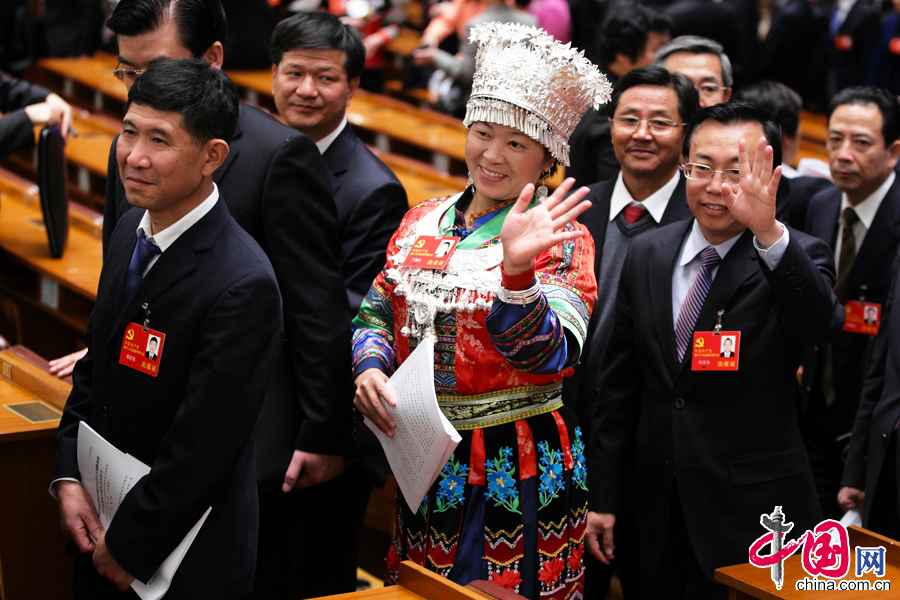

{"left": 486, "top": 221, "right": 596, "bottom": 374}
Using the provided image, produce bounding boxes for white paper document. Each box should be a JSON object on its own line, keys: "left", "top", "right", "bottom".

{"left": 365, "top": 337, "right": 461, "bottom": 511}
{"left": 77, "top": 421, "right": 212, "bottom": 600}
{"left": 840, "top": 508, "right": 862, "bottom": 528}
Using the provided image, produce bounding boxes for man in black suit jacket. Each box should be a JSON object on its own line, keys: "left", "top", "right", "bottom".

{"left": 840, "top": 249, "right": 900, "bottom": 540}
{"left": 826, "top": 0, "right": 880, "bottom": 99}
{"left": 45, "top": 0, "right": 351, "bottom": 502}
{"left": 802, "top": 86, "right": 900, "bottom": 519}
{"left": 0, "top": 71, "right": 73, "bottom": 156}
{"left": 258, "top": 13, "right": 407, "bottom": 598}
{"left": 587, "top": 102, "right": 843, "bottom": 599}
{"left": 567, "top": 5, "right": 672, "bottom": 187}
{"left": 565, "top": 65, "right": 698, "bottom": 600}
{"left": 51, "top": 59, "right": 283, "bottom": 599}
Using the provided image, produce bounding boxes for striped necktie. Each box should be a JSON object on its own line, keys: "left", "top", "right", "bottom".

{"left": 675, "top": 246, "right": 722, "bottom": 361}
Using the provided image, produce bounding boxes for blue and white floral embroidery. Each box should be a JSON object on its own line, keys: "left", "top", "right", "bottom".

{"left": 538, "top": 441, "right": 566, "bottom": 509}
{"left": 435, "top": 455, "right": 469, "bottom": 513}
{"left": 486, "top": 446, "right": 521, "bottom": 514}
{"left": 571, "top": 426, "right": 587, "bottom": 491}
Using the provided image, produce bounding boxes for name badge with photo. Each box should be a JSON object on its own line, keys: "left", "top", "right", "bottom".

{"left": 119, "top": 323, "right": 165, "bottom": 377}
{"left": 401, "top": 236, "right": 458, "bottom": 270}
{"left": 843, "top": 301, "right": 881, "bottom": 336}
{"left": 691, "top": 331, "right": 740, "bottom": 371}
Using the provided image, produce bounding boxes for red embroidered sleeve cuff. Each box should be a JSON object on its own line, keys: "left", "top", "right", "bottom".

{"left": 500, "top": 264, "right": 536, "bottom": 290}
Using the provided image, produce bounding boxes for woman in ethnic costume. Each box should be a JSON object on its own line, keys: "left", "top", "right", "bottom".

{"left": 352, "top": 22, "right": 610, "bottom": 600}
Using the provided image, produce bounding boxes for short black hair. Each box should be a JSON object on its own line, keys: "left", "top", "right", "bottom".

{"left": 125, "top": 58, "right": 239, "bottom": 143}
{"left": 269, "top": 12, "right": 365, "bottom": 80}
{"left": 107, "top": 0, "right": 227, "bottom": 58}
{"left": 734, "top": 80, "right": 802, "bottom": 138}
{"left": 609, "top": 66, "right": 700, "bottom": 126}
{"left": 828, "top": 86, "right": 900, "bottom": 147}
{"left": 596, "top": 3, "right": 672, "bottom": 68}
{"left": 683, "top": 101, "right": 783, "bottom": 167}
{"left": 149, "top": 337, "right": 159, "bottom": 344}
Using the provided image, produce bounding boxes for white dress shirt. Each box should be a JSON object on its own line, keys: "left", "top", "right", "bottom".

{"left": 609, "top": 170, "right": 680, "bottom": 223}
{"left": 834, "top": 171, "right": 895, "bottom": 260}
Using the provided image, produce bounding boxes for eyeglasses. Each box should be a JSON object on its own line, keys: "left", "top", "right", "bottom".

{"left": 682, "top": 163, "right": 741, "bottom": 185}
{"left": 695, "top": 83, "right": 729, "bottom": 98}
{"left": 113, "top": 64, "right": 146, "bottom": 81}
{"left": 609, "top": 116, "right": 687, "bottom": 135}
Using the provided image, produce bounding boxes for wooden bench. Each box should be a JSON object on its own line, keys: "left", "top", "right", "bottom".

{"left": 798, "top": 109, "right": 829, "bottom": 165}
{"left": 0, "top": 348, "right": 75, "bottom": 600}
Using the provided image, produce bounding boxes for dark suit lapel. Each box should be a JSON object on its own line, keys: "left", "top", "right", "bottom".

{"left": 214, "top": 103, "right": 245, "bottom": 184}
{"left": 591, "top": 181, "right": 614, "bottom": 254}
{"left": 659, "top": 174, "right": 691, "bottom": 226}
{"left": 651, "top": 221, "right": 692, "bottom": 378}
{"left": 677, "top": 229, "right": 758, "bottom": 375}
{"left": 108, "top": 199, "right": 230, "bottom": 344}
{"left": 808, "top": 188, "right": 841, "bottom": 250}
{"left": 839, "top": 178, "right": 900, "bottom": 301}
{"left": 322, "top": 124, "right": 358, "bottom": 197}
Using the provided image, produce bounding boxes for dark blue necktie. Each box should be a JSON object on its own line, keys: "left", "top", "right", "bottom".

{"left": 124, "top": 232, "right": 161, "bottom": 304}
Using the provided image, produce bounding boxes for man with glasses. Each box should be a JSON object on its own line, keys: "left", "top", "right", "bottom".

{"left": 567, "top": 4, "right": 672, "bottom": 187}
{"left": 565, "top": 64, "right": 698, "bottom": 598}
{"left": 586, "top": 102, "right": 842, "bottom": 599}
{"left": 652, "top": 36, "right": 732, "bottom": 109}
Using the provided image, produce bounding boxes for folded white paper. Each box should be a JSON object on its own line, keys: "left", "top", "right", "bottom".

{"left": 77, "top": 421, "right": 211, "bottom": 600}
{"left": 365, "top": 337, "right": 461, "bottom": 511}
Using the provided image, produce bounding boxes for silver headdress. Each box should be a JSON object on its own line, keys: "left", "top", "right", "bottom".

{"left": 463, "top": 22, "right": 611, "bottom": 167}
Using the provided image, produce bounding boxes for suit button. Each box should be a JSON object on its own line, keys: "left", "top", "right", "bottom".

{"left": 804, "top": 386, "right": 812, "bottom": 392}
{"left": 101, "top": 406, "right": 108, "bottom": 419}
{"left": 883, "top": 433, "right": 890, "bottom": 445}
{"left": 663, "top": 460, "right": 670, "bottom": 470}
{"left": 674, "top": 398, "right": 685, "bottom": 409}
{"left": 812, "top": 346, "right": 818, "bottom": 352}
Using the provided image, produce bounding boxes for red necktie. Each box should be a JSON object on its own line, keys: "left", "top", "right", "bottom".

{"left": 623, "top": 204, "right": 648, "bottom": 224}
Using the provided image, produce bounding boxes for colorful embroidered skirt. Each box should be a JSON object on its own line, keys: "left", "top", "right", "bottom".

{"left": 386, "top": 406, "right": 587, "bottom": 600}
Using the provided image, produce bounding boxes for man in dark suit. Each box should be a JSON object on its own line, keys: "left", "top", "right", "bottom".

{"left": 144, "top": 337, "right": 158, "bottom": 360}
{"left": 567, "top": 5, "right": 672, "bottom": 187}
{"left": 758, "top": 0, "right": 830, "bottom": 110}
{"left": 261, "top": 12, "right": 407, "bottom": 598}
{"left": 802, "top": 86, "right": 900, "bottom": 519}
{"left": 565, "top": 65, "right": 698, "bottom": 600}
{"left": 51, "top": 59, "right": 283, "bottom": 599}
{"left": 719, "top": 337, "right": 734, "bottom": 357}
{"left": 653, "top": 36, "right": 733, "bottom": 109}
{"left": 47, "top": 0, "right": 351, "bottom": 500}
{"left": 270, "top": 11, "right": 408, "bottom": 317}
{"left": 587, "top": 102, "right": 843, "bottom": 599}
{"left": 840, "top": 249, "right": 900, "bottom": 540}
{"left": 826, "top": 0, "right": 880, "bottom": 99}
{"left": 0, "top": 70, "right": 73, "bottom": 156}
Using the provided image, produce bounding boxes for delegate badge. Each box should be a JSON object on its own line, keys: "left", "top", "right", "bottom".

{"left": 401, "top": 235, "right": 458, "bottom": 270}
{"left": 843, "top": 301, "right": 881, "bottom": 336}
{"left": 691, "top": 331, "right": 740, "bottom": 371}
{"left": 119, "top": 323, "right": 165, "bottom": 377}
